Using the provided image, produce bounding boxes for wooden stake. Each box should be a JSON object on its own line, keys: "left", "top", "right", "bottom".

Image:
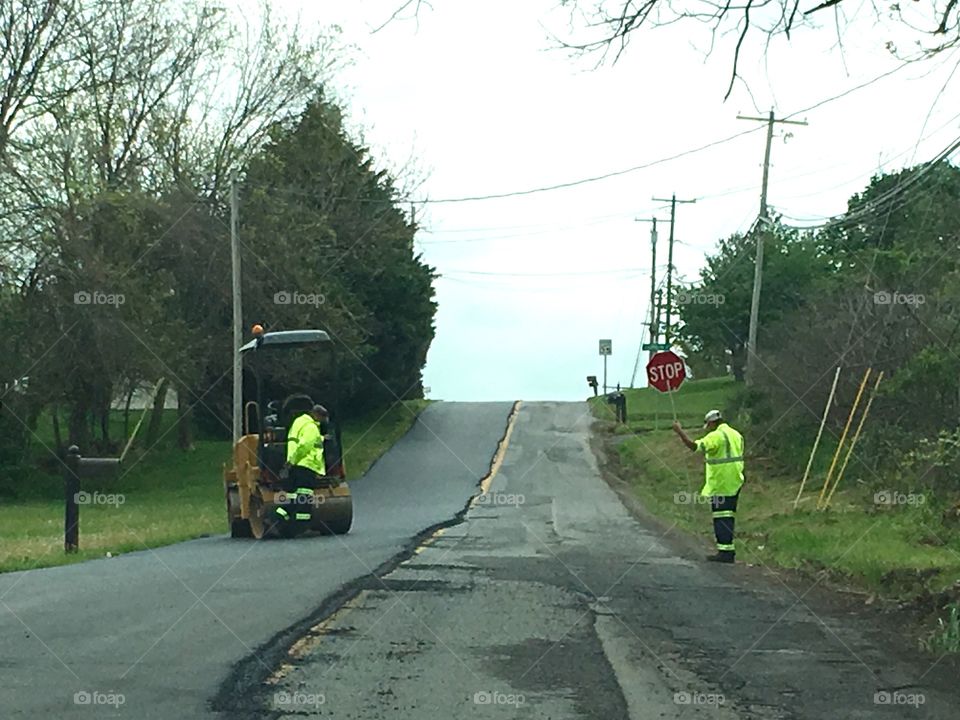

{"left": 795, "top": 367, "right": 841, "bottom": 508}
{"left": 824, "top": 371, "right": 883, "bottom": 508}
{"left": 817, "top": 367, "right": 872, "bottom": 510}
{"left": 120, "top": 377, "right": 165, "bottom": 463}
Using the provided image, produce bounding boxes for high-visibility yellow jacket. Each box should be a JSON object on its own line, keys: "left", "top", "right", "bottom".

{"left": 287, "top": 413, "right": 326, "bottom": 475}
{"left": 695, "top": 422, "right": 744, "bottom": 497}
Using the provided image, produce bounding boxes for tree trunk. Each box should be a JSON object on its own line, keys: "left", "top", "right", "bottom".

{"left": 68, "top": 400, "right": 90, "bottom": 450}
{"left": 731, "top": 345, "right": 746, "bottom": 382}
{"left": 100, "top": 405, "right": 110, "bottom": 444}
{"left": 52, "top": 405, "right": 63, "bottom": 456}
{"left": 145, "top": 378, "right": 170, "bottom": 446}
{"left": 123, "top": 386, "right": 134, "bottom": 439}
{"left": 176, "top": 385, "right": 193, "bottom": 451}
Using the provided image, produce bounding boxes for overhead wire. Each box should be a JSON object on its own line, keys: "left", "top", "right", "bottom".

{"left": 773, "top": 108, "right": 960, "bottom": 206}
{"left": 436, "top": 271, "right": 646, "bottom": 293}
{"left": 776, "top": 134, "right": 960, "bottom": 232}
{"left": 439, "top": 265, "right": 659, "bottom": 277}
{"left": 237, "top": 49, "right": 943, "bottom": 222}
{"left": 415, "top": 54, "right": 937, "bottom": 206}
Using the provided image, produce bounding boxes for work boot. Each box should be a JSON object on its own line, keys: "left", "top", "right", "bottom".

{"left": 706, "top": 552, "right": 735, "bottom": 564}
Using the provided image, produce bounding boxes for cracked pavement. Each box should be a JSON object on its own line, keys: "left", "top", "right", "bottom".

{"left": 264, "top": 402, "right": 957, "bottom": 719}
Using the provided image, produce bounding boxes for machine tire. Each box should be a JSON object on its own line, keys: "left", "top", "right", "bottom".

{"left": 227, "top": 487, "right": 253, "bottom": 538}
{"left": 230, "top": 518, "right": 253, "bottom": 538}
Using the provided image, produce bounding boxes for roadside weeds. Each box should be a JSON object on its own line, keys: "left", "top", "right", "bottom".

{"left": 587, "top": 384, "right": 960, "bottom": 660}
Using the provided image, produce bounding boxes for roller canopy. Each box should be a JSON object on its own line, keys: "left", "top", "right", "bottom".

{"left": 239, "top": 330, "right": 332, "bottom": 354}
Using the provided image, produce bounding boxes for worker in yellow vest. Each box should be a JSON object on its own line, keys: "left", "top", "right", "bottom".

{"left": 287, "top": 404, "right": 328, "bottom": 481}
{"left": 275, "top": 405, "right": 329, "bottom": 531}
{"left": 673, "top": 410, "right": 745, "bottom": 564}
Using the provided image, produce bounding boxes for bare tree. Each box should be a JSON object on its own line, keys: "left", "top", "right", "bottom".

{"left": 0, "top": 0, "right": 75, "bottom": 158}
{"left": 0, "top": 0, "right": 348, "bottom": 450}
{"left": 383, "top": 1, "right": 960, "bottom": 98}
{"left": 149, "top": 2, "right": 345, "bottom": 199}
{"left": 558, "top": 0, "right": 960, "bottom": 98}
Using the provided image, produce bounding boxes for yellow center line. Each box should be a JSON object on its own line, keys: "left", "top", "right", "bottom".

{"left": 266, "top": 400, "right": 523, "bottom": 681}
{"left": 473, "top": 400, "right": 522, "bottom": 503}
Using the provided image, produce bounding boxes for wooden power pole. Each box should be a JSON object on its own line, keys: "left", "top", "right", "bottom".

{"left": 738, "top": 109, "right": 807, "bottom": 384}
{"left": 652, "top": 194, "right": 696, "bottom": 344}
{"left": 230, "top": 173, "right": 242, "bottom": 442}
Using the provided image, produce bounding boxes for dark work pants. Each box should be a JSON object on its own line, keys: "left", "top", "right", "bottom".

{"left": 286, "top": 465, "right": 318, "bottom": 492}
{"left": 275, "top": 466, "right": 319, "bottom": 532}
{"left": 710, "top": 491, "right": 740, "bottom": 558}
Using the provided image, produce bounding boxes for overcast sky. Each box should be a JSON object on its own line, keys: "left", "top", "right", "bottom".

{"left": 266, "top": 0, "right": 958, "bottom": 401}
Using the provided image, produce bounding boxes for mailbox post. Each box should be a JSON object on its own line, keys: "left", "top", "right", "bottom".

{"left": 64, "top": 446, "right": 81, "bottom": 553}
{"left": 63, "top": 445, "right": 121, "bottom": 553}
{"left": 606, "top": 388, "right": 628, "bottom": 423}
{"left": 586, "top": 375, "right": 598, "bottom": 396}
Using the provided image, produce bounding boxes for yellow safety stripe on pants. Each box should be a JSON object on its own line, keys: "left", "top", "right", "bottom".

{"left": 295, "top": 513, "right": 311, "bottom": 521}
{"left": 712, "top": 510, "right": 736, "bottom": 518}
{"left": 716, "top": 543, "right": 735, "bottom": 551}
{"left": 275, "top": 507, "right": 289, "bottom": 519}
{"left": 295, "top": 488, "right": 314, "bottom": 495}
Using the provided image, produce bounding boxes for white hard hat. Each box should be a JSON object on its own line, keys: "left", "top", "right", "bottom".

{"left": 703, "top": 409, "right": 722, "bottom": 427}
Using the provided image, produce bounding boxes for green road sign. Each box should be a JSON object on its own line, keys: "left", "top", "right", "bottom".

{"left": 642, "top": 343, "right": 671, "bottom": 351}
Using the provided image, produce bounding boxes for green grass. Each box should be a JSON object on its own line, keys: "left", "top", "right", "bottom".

{"left": 593, "top": 379, "right": 960, "bottom": 604}
{"left": 925, "top": 604, "right": 960, "bottom": 654}
{"left": 0, "top": 400, "right": 429, "bottom": 574}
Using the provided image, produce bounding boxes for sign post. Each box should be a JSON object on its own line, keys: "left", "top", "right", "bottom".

{"left": 645, "top": 351, "right": 687, "bottom": 421}
{"left": 598, "top": 339, "right": 612, "bottom": 393}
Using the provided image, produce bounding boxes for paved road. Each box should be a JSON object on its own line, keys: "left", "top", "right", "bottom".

{"left": 266, "top": 402, "right": 958, "bottom": 719}
{"left": 0, "top": 402, "right": 514, "bottom": 719}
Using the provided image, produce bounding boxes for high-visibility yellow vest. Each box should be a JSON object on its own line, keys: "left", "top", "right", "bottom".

{"left": 695, "top": 422, "right": 744, "bottom": 497}
{"left": 286, "top": 413, "right": 326, "bottom": 475}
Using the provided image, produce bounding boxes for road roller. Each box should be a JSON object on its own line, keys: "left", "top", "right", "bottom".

{"left": 224, "top": 326, "right": 352, "bottom": 539}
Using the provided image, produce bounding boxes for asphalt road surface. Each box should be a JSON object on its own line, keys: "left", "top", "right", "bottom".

{"left": 0, "top": 402, "right": 514, "bottom": 719}
{"left": 4, "top": 401, "right": 958, "bottom": 719}
{"left": 263, "top": 402, "right": 958, "bottom": 719}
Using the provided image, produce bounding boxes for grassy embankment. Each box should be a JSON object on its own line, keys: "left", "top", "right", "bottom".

{"left": 592, "top": 378, "right": 960, "bottom": 620}
{"left": 0, "top": 400, "right": 428, "bottom": 574}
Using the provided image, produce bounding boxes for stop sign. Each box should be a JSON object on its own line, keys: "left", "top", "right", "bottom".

{"left": 646, "top": 351, "right": 686, "bottom": 393}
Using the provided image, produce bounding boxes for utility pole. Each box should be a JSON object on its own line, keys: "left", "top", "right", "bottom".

{"left": 630, "top": 217, "right": 668, "bottom": 387}
{"left": 635, "top": 217, "right": 669, "bottom": 359}
{"left": 230, "top": 172, "right": 242, "bottom": 443}
{"left": 738, "top": 109, "right": 807, "bottom": 385}
{"left": 652, "top": 194, "right": 696, "bottom": 344}
{"left": 654, "top": 289, "right": 663, "bottom": 346}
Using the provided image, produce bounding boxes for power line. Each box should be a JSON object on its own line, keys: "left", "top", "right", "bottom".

{"left": 415, "top": 129, "right": 763, "bottom": 204}
{"left": 236, "top": 55, "right": 934, "bottom": 219}
{"left": 417, "top": 214, "right": 637, "bottom": 244}
{"left": 436, "top": 272, "right": 645, "bottom": 292}
{"left": 777, "top": 134, "right": 960, "bottom": 232}
{"left": 418, "top": 208, "right": 643, "bottom": 234}
{"left": 416, "top": 62, "right": 931, "bottom": 205}
{"left": 440, "top": 266, "right": 660, "bottom": 277}
{"left": 782, "top": 56, "right": 919, "bottom": 121}
{"left": 773, "top": 109, "right": 960, "bottom": 208}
